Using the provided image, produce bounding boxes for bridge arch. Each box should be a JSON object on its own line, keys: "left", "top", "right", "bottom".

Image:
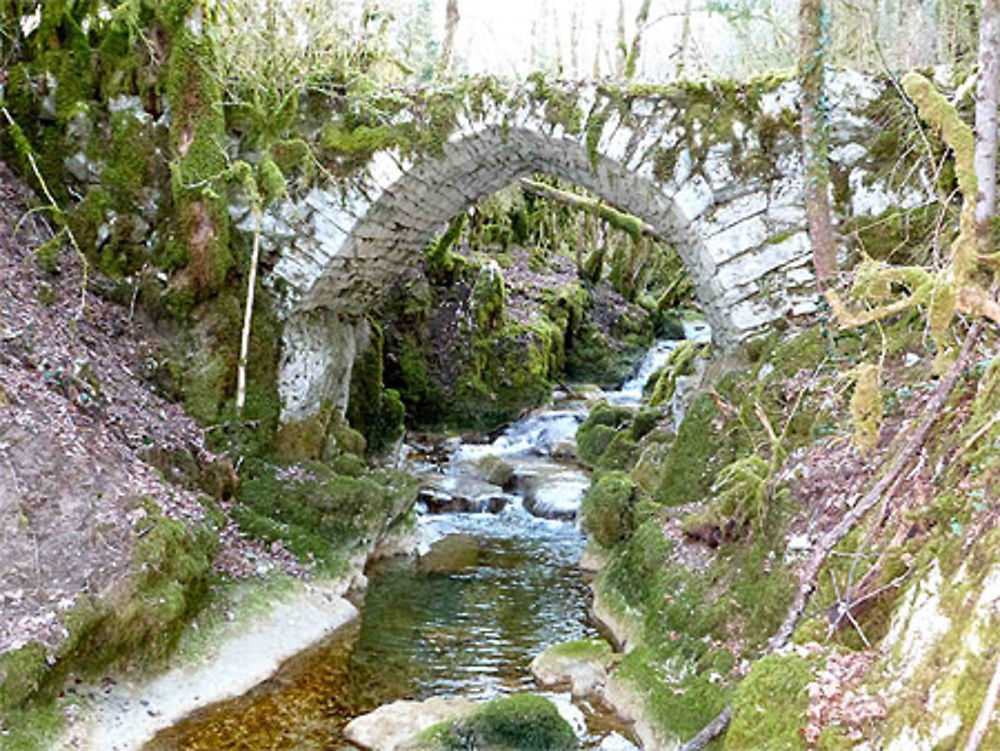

{"left": 263, "top": 75, "right": 928, "bottom": 451}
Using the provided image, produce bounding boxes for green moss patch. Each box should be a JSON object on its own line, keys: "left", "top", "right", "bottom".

{"left": 0, "top": 500, "right": 216, "bottom": 735}
{"left": 582, "top": 471, "right": 637, "bottom": 548}
{"left": 233, "top": 460, "right": 418, "bottom": 573}
{"left": 429, "top": 694, "right": 577, "bottom": 751}
{"left": 724, "top": 652, "right": 817, "bottom": 751}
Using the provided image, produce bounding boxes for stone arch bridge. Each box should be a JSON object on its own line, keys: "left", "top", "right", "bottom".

{"left": 245, "top": 73, "right": 930, "bottom": 441}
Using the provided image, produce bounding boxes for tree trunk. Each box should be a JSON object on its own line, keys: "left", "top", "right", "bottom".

{"left": 975, "top": 0, "right": 1000, "bottom": 255}
{"left": 624, "top": 0, "right": 654, "bottom": 79}
{"left": 799, "top": 0, "right": 837, "bottom": 288}
{"left": 676, "top": 0, "right": 693, "bottom": 77}
{"left": 436, "top": 0, "right": 459, "bottom": 79}
{"left": 593, "top": 20, "right": 604, "bottom": 77}
{"left": 614, "top": 0, "right": 627, "bottom": 78}
{"left": 569, "top": 8, "right": 580, "bottom": 77}
{"left": 518, "top": 178, "right": 660, "bottom": 240}
{"left": 552, "top": 2, "right": 564, "bottom": 74}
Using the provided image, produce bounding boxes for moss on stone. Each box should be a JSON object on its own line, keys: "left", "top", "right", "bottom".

{"left": 544, "top": 637, "right": 614, "bottom": 661}
{"left": 348, "top": 323, "right": 406, "bottom": 457}
{"left": 234, "top": 459, "right": 418, "bottom": 572}
{"left": 165, "top": 2, "right": 231, "bottom": 297}
{"left": 582, "top": 471, "right": 637, "bottom": 548}
{"left": 655, "top": 391, "right": 728, "bottom": 506}
{"left": 724, "top": 653, "right": 815, "bottom": 751}
{"left": 433, "top": 694, "right": 577, "bottom": 751}
{"left": 576, "top": 403, "right": 635, "bottom": 467}
{"left": 649, "top": 341, "right": 704, "bottom": 407}
{"left": 0, "top": 499, "right": 216, "bottom": 731}
{"left": 275, "top": 408, "right": 333, "bottom": 462}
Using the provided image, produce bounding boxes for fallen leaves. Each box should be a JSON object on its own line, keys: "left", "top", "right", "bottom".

{"left": 804, "top": 648, "right": 885, "bottom": 745}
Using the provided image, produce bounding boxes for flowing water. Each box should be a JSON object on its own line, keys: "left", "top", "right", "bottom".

{"left": 147, "top": 323, "right": 706, "bottom": 751}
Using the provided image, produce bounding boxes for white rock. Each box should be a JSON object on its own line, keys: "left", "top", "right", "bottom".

{"left": 343, "top": 696, "right": 478, "bottom": 751}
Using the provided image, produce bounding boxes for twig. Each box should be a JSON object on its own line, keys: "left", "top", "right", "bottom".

{"left": 681, "top": 320, "right": 983, "bottom": 751}
{"left": 236, "top": 204, "right": 262, "bottom": 413}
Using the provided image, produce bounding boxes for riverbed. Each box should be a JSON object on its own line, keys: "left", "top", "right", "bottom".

{"left": 145, "top": 322, "right": 709, "bottom": 750}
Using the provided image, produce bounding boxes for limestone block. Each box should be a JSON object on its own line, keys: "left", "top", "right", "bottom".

{"left": 673, "top": 174, "right": 713, "bottom": 224}
{"left": 716, "top": 230, "right": 810, "bottom": 288}
{"left": 673, "top": 147, "right": 693, "bottom": 186}
{"left": 703, "top": 143, "right": 735, "bottom": 190}
{"left": 278, "top": 309, "right": 360, "bottom": 424}
{"left": 700, "top": 190, "right": 768, "bottom": 232}
{"left": 702, "top": 215, "right": 770, "bottom": 266}
{"left": 367, "top": 149, "right": 405, "bottom": 190}
{"left": 601, "top": 124, "right": 634, "bottom": 163}
{"left": 625, "top": 130, "right": 661, "bottom": 172}
{"left": 829, "top": 142, "right": 867, "bottom": 166}
{"left": 759, "top": 80, "right": 799, "bottom": 117}
{"left": 728, "top": 296, "right": 786, "bottom": 333}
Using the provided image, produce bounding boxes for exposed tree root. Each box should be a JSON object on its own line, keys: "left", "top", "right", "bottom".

{"left": 680, "top": 320, "right": 983, "bottom": 751}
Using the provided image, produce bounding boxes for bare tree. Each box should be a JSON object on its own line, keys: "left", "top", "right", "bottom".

{"left": 624, "top": 0, "right": 654, "bottom": 79}
{"left": 975, "top": 0, "right": 999, "bottom": 255}
{"left": 799, "top": 0, "right": 837, "bottom": 287}
{"left": 593, "top": 19, "right": 604, "bottom": 77}
{"left": 436, "top": 0, "right": 459, "bottom": 79}
{"left": 569, "top": 7, "right": 580, "bottom": 77}
{"left": 614, "top": 0, "right": 627, "bottom": 78}
{"left": 676, "top": 0, "right": 694, "bottom": 77}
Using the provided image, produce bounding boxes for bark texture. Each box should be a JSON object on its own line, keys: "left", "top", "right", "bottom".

{"left": 799, "top": 0, "right": 837, "bottom": 287}
{"left": 975, "top": 0, "right": 1000, "bottom": 254}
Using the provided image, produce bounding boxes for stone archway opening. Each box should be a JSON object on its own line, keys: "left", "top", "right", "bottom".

{"left": 275, "top": 132, "right": 713, "bottom": 453}
{"left": 274, "top": 124, "right": 763, "bottom": 457}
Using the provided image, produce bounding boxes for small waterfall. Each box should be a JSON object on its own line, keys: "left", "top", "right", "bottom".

{"left": 609, "top": 319, "right": 711, "bottom": 405}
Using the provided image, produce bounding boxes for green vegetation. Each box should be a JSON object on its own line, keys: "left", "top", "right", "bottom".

{"left": 348, "top": 323, "right": 406, "bottom": 456}
{"left": 582, "top": 471, "right": 637, "bottom": 548}
{"left": 576, "top": 404, "right": 636, "bottom": 467}
{"left": 543, "top": 638, "right": 614, "bottom": 662}
{"left": 724, "top": 653, "right": 816, "bottom": 750}
{"left": 233, "top": 459, "right": 418, "bottom": 573}
{"left": 428, "top": 694, "right": 577, "bottom": 751}
{"left": 0, "top": 500, "right": 216, "bottom": 738}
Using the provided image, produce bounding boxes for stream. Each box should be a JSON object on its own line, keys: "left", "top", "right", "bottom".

{"left": 146, "top": 321, "right": 709, "bottom": 751}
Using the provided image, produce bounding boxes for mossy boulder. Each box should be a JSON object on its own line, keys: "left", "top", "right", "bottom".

{"left": 233, "top": 460, "right": 418, "bottom": 572}
{"left": 476, "top": 455, "right": 516, "bottom": 488}
{"left": 655, "top": 391, "right": 729, "bottom": 507}
{"left": 428, "top": 694, "right": 577, "bottom": 751}
{"left": 530, "top": 638, "right": 613, "bottom": 698}
{"left": 582, "top": 471, "right": 637, "bottom": 548}
{"left": 381, "top": 261, "right": 557, "bottom": 431}
{"left": 576, "top": 403, "right": 635, "bottom": 467}
{"left": 0, "top": 501, "right": 215, "bottom": 716}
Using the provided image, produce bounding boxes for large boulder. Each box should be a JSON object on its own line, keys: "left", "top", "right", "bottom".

{"left": 343, "top": 696, "right": 478, "bottom": 751}
{"left": 530, "top": 638, "right": 614, "bottom": 699}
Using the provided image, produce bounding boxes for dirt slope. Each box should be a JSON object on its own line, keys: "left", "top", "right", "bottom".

{"left": 0, "top": 160, "right": 293, "bottom": 657}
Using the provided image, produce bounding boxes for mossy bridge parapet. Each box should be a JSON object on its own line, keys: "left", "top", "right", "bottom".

{"left": 261, "top": 72, "right": 930, "bottom": 431}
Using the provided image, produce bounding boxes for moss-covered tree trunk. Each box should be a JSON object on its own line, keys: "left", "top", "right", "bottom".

{"left": 799, "top": 0, "right": 837, "bottom": 288}
{"left": 975, "top": 0, "right": 1000, "bottom": 255}
{"left": 166, "top": 1, "right": 231, "bottom": 297}
{"left": 623, "top": 0, "right": 653, "bottom": 80}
